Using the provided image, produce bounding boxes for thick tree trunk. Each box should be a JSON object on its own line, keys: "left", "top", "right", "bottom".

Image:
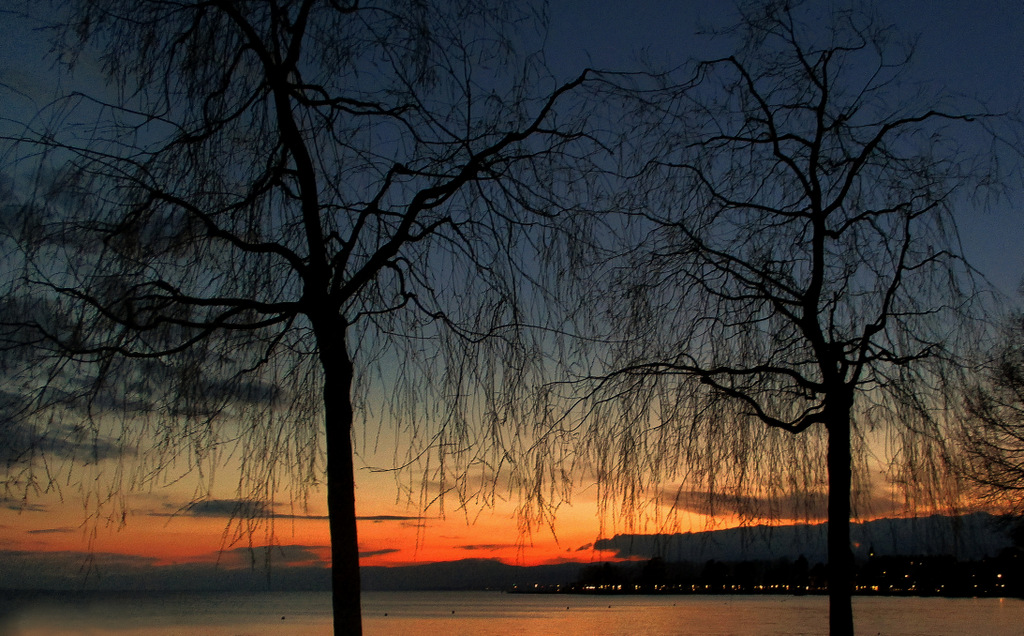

{"left": 826, "top": 411, "right": 854, "bottom": 636}
{"left": 319, "top": 327, "right": 362, "bottom": 636}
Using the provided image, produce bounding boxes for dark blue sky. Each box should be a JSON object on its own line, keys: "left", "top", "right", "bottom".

{"left": 2, "top": 2, "right": 1020, "bottom": 294}
{"left": 547, "top": 0, "right": 1024, "bottom": 297}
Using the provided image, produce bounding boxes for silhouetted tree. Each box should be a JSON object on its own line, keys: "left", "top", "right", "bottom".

{"left": 0, "top": 1, "right": 599, "bottom": 633}
{"left": 554, "top": 3, "right": 996, "bottom": 634}
{"left": 966, "top": 311, "right": 1024, "bottom": 512}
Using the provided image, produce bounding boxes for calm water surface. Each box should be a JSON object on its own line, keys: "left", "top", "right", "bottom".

{"left": 1, "top": 590, "right": 1022, "bottom": 635}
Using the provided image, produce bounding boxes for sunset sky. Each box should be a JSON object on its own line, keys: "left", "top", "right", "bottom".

{"left": 1, "top": 0, "right": 1023, "bottom": 590}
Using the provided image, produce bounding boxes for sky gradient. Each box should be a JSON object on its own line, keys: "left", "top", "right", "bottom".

{"left": 1, "top": 0, "right": 1023, "bottom": 590}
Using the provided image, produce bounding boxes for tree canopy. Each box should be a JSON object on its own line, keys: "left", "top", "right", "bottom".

{"left": 535, "top": 3, "right": 1000, "bottom": 633}
{"left": 0, "top": 1, "right": 602, "bottom": 632}
{"left": 967, "top": 311, "right": 1024, "bottom": 513}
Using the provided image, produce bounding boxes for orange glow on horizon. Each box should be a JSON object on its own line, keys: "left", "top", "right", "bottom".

{"left": 4, "top": 443, "right": 977, "bottom": 583}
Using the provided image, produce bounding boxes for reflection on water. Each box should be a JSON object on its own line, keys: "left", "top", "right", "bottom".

{"left": 1, "top": 590, "right": 1022, "bottom": 635}
{"left": 0, "top": 590, "right": 329, "bottom": 636}
{"left": 363, "top": 592, "right": 1024, "bottom": 636}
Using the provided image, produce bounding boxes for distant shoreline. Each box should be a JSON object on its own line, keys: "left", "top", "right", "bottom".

{"left": 508, "top": 585, "right": 1022, "bottom": 599}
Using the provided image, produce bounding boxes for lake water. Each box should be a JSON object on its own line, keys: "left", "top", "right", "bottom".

{"left": 1, "top": 590, "right": 1022, "bottom": 635}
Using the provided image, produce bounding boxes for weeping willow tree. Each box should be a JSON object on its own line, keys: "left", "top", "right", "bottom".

{"left": 966, "top": 310, "right": 1024, "bottom": 513}
{"left": 0, "top": 1, "right": 603, "bottom": 633}
{"left": 537, "top": 3, "right": 998, "bottom": 634}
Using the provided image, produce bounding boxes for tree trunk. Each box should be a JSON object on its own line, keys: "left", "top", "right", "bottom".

{"left": 826, "top": 410, "right": 854, "bottom": 636}
{"left": 319, "top": 326, "right": 362, "bottom": 635}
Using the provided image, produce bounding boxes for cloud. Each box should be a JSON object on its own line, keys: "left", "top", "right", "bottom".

{"left": 1, "top": 497, "right": 47, "bottom": 513}
{"left": 26, "top": 527, "right": 75, "bottom": 535}
{"left": 575, "top": 543, "right": 593, "bottom": 552}
{"left": 68, "top": 387, "right": 155, "bottom": 416}
{"left": 0, "top": 418, "right": 123, "bottom": 467}
{"left": 204, "top": 378, "right": 284, "bottom": 407}
{"left": 456, "top": 544, "right": 516, "bottom": 551}
{"left": 359, "top": 548, "right": 400, "bottom": 558}
{"left": 660, "top": 488, "right": 831, "bottom": 521}
{"left": 416, "top": 473, "right": 512, "bottom": 502}
{"left": 660, "top": 486, "right": 909, "bottom": 522}
{"left": 0, "top": 389, "right": 30, "bottom": 420}
{"left": 181, "top": 499, "right": 271, "bottom": 518}
{"left": 0, "top": 393, "right": 34, "bottom": 465}
{"left": 0, "top": 388, "right": 125, "bottom": 466}
{"left": 356, "top": 515, "right": 426, "bottom": 523}
{"left": 45, "top": 427, "right": 123, "bottom": 463}
{"left": 150, "top": 499, "right": 329, "bottom": 520}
